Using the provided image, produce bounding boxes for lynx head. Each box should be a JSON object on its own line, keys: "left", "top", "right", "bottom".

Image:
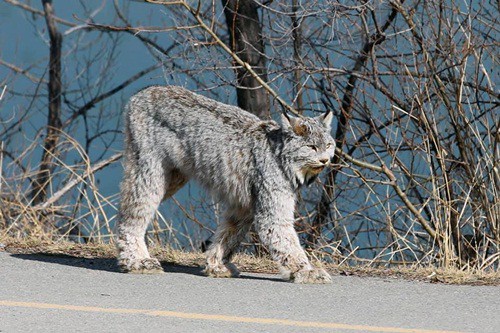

{"left": 278, "top": 111, "right": 336, "bottom": 187}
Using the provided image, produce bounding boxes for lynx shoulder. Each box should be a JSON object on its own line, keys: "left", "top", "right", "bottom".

{"left": 117, "top": 85, "right": 335, "bottom": 283}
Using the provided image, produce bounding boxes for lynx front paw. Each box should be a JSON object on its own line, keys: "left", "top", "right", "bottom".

{"left": 204, "top": 263, "right": 240, "bottom": 278}
{"left": 291, "top": 268, "right": 332, "bottom": 284}
{"left": 119, "top": 257, "right": 164, "bottom": 274}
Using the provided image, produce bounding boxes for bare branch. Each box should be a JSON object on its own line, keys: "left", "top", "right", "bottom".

{"left": 35, "top": 153, "right": 122, "bottom": 210}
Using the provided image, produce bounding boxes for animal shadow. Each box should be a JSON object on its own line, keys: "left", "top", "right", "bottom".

{"left": 9, "top": 253, "right": 282, "bottom": 282}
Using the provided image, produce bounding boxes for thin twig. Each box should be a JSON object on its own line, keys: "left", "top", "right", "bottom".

{"left": 35, "top": 153, "right": 122, "bottom": 210}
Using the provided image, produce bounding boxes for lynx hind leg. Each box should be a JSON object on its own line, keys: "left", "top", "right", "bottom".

{"left": 116, "top": 158, "right": 167, "bottom": 274}
{"left": 205, "top": 209, "right": 252, "bottom": 278}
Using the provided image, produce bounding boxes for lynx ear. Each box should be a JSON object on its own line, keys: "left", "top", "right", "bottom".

{"left": 281, "top": 114, "right": 308, "bottom": 136}
{"left": 280, "top": 113, "right": 293, "bottom": 130}
{"left": 319, "top": 110, "right": 334, "bottom": 131}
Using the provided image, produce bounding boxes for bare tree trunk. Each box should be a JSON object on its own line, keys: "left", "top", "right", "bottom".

{"left": 220, "top": 0, "right": 270, "bottom": 255}
{"left": 222, "top": 0, "right": 270, "bottom": 119}
{"left": 31, "top": 0, "right": 62, "bottom": 205}
{"left": 291, "top": 0, "right": 303, "bottom": 113}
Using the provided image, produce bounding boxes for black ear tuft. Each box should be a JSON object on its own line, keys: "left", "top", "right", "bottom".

{"left": 321, "top": 110, "right": 334, "bottom": 131}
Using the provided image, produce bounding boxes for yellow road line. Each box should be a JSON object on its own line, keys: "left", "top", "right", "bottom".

{"left": 0, "top": 300, "right": 463, "bottom": 333}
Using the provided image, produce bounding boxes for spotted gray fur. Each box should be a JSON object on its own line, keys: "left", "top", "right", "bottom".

{"left": 116, "top": 86, "right": 335, "bottom": 283}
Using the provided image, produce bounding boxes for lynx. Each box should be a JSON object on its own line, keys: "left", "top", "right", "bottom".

{"left": 116, "top": 85, "right": 335, "bottom": 283}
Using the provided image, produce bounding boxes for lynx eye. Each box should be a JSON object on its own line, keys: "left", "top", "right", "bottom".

{"left": 326, "top": 143, "right": 333, "bottom": 149}
{"left": 308, "top": 145, "right": 318, "bottom": 152}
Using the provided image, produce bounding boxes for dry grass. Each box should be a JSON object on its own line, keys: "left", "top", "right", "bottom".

{"left": 1, "top": 236, "right": 498, "bottom": 286}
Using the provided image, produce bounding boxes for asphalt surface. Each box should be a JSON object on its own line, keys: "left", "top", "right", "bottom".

{"left": 0, "top": 251, "right": 498, "bottom": 333}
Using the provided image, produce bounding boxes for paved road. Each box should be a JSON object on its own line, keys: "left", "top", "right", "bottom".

{"left": 0, "top": 251, "right": 498, "bottom": 333}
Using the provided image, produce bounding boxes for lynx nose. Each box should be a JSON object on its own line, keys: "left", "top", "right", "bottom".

{"left": 319, "top": 158, "right": 329, "bottom": 165}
